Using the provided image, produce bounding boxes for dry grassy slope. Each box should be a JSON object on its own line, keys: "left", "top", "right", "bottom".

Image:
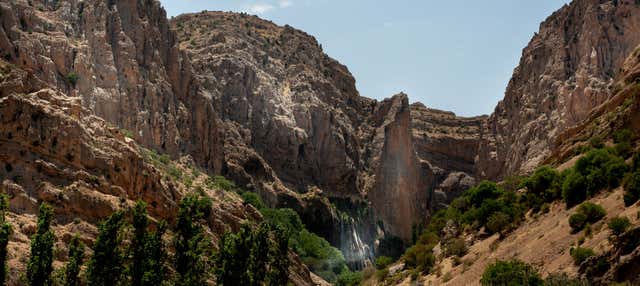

{"left": 417, "top": 187, "right": 637, "bottom": 286}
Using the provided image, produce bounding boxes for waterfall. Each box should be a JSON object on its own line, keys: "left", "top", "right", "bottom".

{"left": 340, "top": 216, "right": 375, "bottom": 270}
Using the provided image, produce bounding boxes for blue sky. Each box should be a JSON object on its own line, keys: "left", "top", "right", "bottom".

{"left": 160, "top": 0, "right": 571, "bottom": 116}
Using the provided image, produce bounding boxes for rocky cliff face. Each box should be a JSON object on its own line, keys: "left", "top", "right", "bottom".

{"left": 0, "top": 0, "right": 224, "bottom": 173}
{"left": 410, "top": 103, "right": 485, "bottom": 210}
{"left": 170, "top": 12, "right": 480, "bottom": 246}
{"left": 477, "top": 0, "right": 640, "bottom": 180}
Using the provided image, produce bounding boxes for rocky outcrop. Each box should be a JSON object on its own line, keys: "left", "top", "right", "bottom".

{"left": 368, "top": 95, "right": 431, "bottom": 241}
{"left": 476, "top": 0, "right": 640, "bottom": 180}
{"left": 410, "top": 103, "right": 485, "bottom": 210}
{"left": 0, "top": 0, "right": 224, "bottom": 173}
{"left": 0, "top": 85, "right": 272, "bottom": 284}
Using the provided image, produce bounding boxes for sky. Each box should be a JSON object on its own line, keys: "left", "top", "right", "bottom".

{"left": 160, "top": 0, "right": 571, "bottom": 117}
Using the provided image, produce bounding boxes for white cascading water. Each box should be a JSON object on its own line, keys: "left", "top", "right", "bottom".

{"left": 340, "top": 217, "right": 375, "bottom": 270}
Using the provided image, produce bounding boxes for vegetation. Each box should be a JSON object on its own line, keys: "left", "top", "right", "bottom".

{"left": 86, "top": 211, "right": 126, "bottom": 286}
{"left": 240, "top": 191, "right": 350, "bottom": 284}
{"left": 563, "top": 149, "right": 626, "bottom": 207}
{"left": 130, "top": 201, "right": 167, "bottom": 286}
{"left": 375, "top": 256, "right": 393, "bottom": 269}
{"left": 480, "top": 259, "right": 543, "bottom": 286}
{"left": 608, "top": 216, "right": 631, "bottom": 236}
{"left": 27, "top": 203, "right": 55, "bottom": 286}
{"left": 0, "top": 195, "right": 10, "bottom": 286}
{"left": 66, "top": 72, "right": 78, "bottom": 86}
{"left": 215, "top": 223, "right": 289, "bottom": 286}
{"left": 570, "top": 247, "right": 595, "bottom": 266}
{"left": 174, "top": 195, "right": 213, "bottom": 286}
{"left": 624, "top": 170, "right": 640, "bottom": 206}
{"left": 568, "top": 202, "right": 607, "bottom": 233}
{"left": 63, "top": 235, "right": 84, "bottom": 286}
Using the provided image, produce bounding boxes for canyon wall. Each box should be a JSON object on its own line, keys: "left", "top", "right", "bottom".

{"left": 476, "top": 0, "right": 640, "bottom": 180}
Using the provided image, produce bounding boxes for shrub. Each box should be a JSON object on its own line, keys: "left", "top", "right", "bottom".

{"left": 239, "top": 191, "right": 266, "bottom": 210}
{"left": 336, "top": 270, "right": 362, "bottom": 286}
{"left": 569, "top": 213, "right": 587, "bottom": 233}
{"left": 375, "top": 256, "right": 393, "bottom": 270}
{"left": 615, "top": 141, "right": 633, "bottom": 158}
{"left": 604, "top": 157, "right": 629, "bottom": 188}
{"left": 467, "top": 181, "right": 503, "bottom": 207}
{"left": 570, "top": 247, "right": 595, "bottom": 266}
{"left": 577, "top": 202, "right": 607, "bottom": 223}
{"left": 613, "top": 129, "right": 633, "bottom": 144}
{"left": 66, "top": 72, "right": 78, "bottom": 86}
{"left": 521, "top": 166, "right": 559, "bottom": 197}
{"left": 444, "top": 238, "right": 467, "bottom": 257}
{"left": 480, "top": 259, "right": 543, "bottom": 286}
{"left": 624, "top": 171, "right": 640, "bottom": 206}
{"left": 569, "top": 202, "right": 606, "bottom": 232}
{"left": 562, "top": 170, "right": 588, "bottom": 208}
{"left": 633, "top": 153, "right": 640, "bottom": 171}
{"left": 486, "top": 212, "right": 511, "bottom": 234}
{"left": 403, "top": 243, "right": 435, "bottom": 272}
{"left": 608, "top": 216, "right": 631, "bottom": 236}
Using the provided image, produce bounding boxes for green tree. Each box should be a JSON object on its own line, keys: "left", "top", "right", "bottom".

{"left": 131, "top": 201, "right": 147, "bottom": 286}
{"left": 267, "top": 224, "right": 290, "bottom": 286}
{"left": 174, "top": 195, "right": 212, "bottom": 286}
{"left": 480, "top": 259, "right": 543, "bottom": 286}
{"left": 86, "top": 211, "right": 125, "bottom": 286}
{"left": 141, "top": 221, "right": 167, "bottom": 286}
{"left": 216, "top": 224, "right": 253, "bottom": 285}
{"left": 0, "top": 194, "right": 11, "bottom": 286}
{"left": 27, "top": 203, "right": 55, "bottom": 286}
{"left": 64, "top": 235, "right": 84, "bottom": 286}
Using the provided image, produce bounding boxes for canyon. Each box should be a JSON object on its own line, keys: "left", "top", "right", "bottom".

{"left": 0, "top": 0, "right": 640, "bottom": 284}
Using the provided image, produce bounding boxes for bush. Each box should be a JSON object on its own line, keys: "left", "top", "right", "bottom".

{"left": 239, "top": 191, "right": 266, "bottom": 210}
{"left": 336, "top": 270, "right": 362, "bottom": 286}
{"left": 375, "top": 256, "right": 393, "bottom": 270}
{"left": 604, "top": 157, "right": 629, "bottom": 188}
{"left": 521, "top": 166, "right": 559, "bottom": 197}
{"left": 624, "top": 171, "right": 640, "bottom": 206}
{"left": 444, "top": 238, "right": 467, "bottom": 257}
{"left": 562, "top": 170, "right": 588, "bottom": 208}
{"left": 480, "top": 259, "right": 543, "bottom": 286}
{"left": 467, "top": 181, "right": 503, "bottom": 207}
{"left": 633, "top": 153, "right": 640, "bottom": 171}
{"left": 486, "top": 212, "right": 512, "bottom": 234}
{"left": 577, "top": 202, "right": 607, "bottom": 223}
{"left": 608, "top": 216, "right": 631, "bottom": 236}
{"left": 66, "top": 72, "right": 78, "bottom": 86}
{"left": 569, "top": 213, "right": 587, "bottom": 233}
{"left": 403, "top": 243, "right": 435, "bottom": 272}
{"left": 570, "top": 247, "right": 595, "bottom": 266}
{"left": 569, "top": 202, "right": 606, "bottom": 232}
{"left": 613, "top": 129, "right": 633, "bottom": 144}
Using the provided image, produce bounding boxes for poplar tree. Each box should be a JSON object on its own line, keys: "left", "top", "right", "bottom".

{"left": 64, "top": 235, "right": 84, "bottom": 286}
{"left": 0, "top": 194, "right": 11, "bottom": 286}
{"left": 174, "top": 195, "right": 212, "bottom": 286}
{"left": 27, "top": 203, "right": 55, "bottom": 286}
{"left": 86, "top": 211, "right": 125, "bottom": 286}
